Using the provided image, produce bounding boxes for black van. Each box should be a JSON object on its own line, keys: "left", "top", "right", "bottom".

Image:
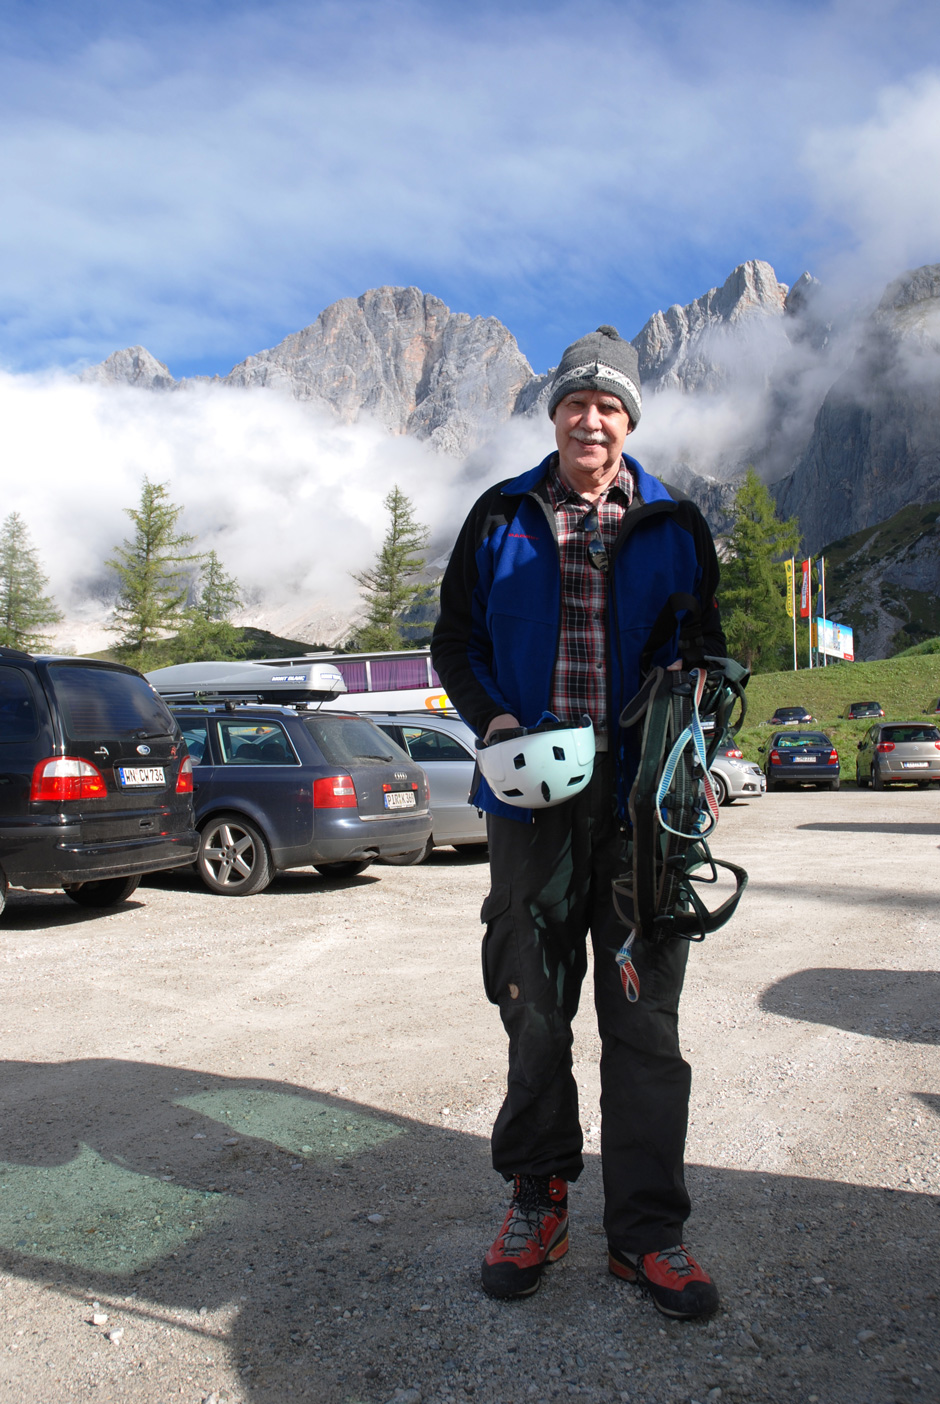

{"left": 0, "top": 648, "right": 199, "bottom": 916}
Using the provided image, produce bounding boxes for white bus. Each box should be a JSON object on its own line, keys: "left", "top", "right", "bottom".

{"left": 259, "top": 648, "right": 454, "bottom": 714}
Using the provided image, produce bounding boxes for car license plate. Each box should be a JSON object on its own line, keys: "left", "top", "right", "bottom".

{"left": 384, "top": 790, "right": 416, "bottom": 810}
{"left": 902, "top": 761, "right": 929, "bottom": 769}
{"left": 793, "top": 756, "right": 816, "bottom": 763}
{"left": 117, "top": 765, "right": 165, "bottom": 787}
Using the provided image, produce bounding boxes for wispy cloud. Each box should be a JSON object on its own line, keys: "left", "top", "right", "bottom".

{"left": 0, "top": 0, "right": 938, "bottom": 376}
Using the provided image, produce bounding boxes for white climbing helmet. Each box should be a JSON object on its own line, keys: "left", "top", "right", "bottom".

{"left": 476, "top": 715, "right": 596, "bottom": 809}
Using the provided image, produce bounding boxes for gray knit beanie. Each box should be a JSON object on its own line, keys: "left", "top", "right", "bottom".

{"left": 547, "top": 325, "right": 642, "bottom": 426}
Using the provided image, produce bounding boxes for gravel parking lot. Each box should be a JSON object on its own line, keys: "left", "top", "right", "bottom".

{"left": 1, "top": 789, "right": 939, "bottom": 1404}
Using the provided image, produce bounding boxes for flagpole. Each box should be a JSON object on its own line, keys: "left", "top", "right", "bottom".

{"left": 820, "top": 556, "right": 827, "bottom": 667}
{"left": 791, "top": 557, "right": 797, "bottom": 672}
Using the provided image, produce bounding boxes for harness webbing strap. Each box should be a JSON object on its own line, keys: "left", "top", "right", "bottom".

{"left": 611, "top": 656, "right": 750, "bottom": 999}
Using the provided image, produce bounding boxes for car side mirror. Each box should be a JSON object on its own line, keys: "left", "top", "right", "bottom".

{"left": 758, "top": 745, "right": 765, "bottom": 753}
{"left": 857, "top": 741, "right": 864, "bottom": 750}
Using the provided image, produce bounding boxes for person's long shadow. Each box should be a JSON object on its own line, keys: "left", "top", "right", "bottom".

{"left": 2, "top": 1053, "right": 940, "bottom": 1404}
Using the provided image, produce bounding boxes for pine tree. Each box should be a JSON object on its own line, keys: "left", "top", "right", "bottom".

{"left": 106, "top": 478, "right": 199, "bottom": 665}
{"left": 352, "top": 486, "right": 432, "bottom": 650}
{"left": 0, "top": 512, "right": 63, "bottom": 650}
{"left": 721, "top": 468, "right": 802, "bottom": 673}
{"left": 172, "top": 550, "right": 246, "bottom": 662}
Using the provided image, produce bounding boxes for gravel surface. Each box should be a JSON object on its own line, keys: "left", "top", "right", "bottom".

{"left": 1, "top": 788, "right": 938, "bottom": 1404}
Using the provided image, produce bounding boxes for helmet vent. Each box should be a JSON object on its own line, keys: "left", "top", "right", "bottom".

{"left": 552, "top": 745, "right": 566, "bottom": 761}
{"left": 504, "top": 787, "right": 524, "bottom": 798}
{"left": 540, "top": 781, "right": 552, "bottom": 803}
{"left": 567, "top": 773, "right": 585, "bottom": 786}
{"left": 512, "top": 752, "right": 526, "bottom": 769}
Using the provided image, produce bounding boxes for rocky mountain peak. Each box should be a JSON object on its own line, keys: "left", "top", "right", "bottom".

{"left": 220, "top": 285, "right": 534, "bottom": 456}
{"left": 874, "top": 263, "right": 940, "bottom": 342}
{"left": 632, "top": 259, "right": 789, "bottom": 392}
{"left": 80, "top": 346, "right": 176, "bottom": 390}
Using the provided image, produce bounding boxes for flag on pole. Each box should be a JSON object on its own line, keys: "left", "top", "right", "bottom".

{"left": 784, "top": 559, "right": 794, "bottom": 618}
{"left": 800, "top": 559, "right": 811, "bottom": 618}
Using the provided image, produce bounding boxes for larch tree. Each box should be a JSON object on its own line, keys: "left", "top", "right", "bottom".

{"left": 106, "top": 478, "right": 199, "bottom": 665}
{"left": 173, "top": 549, "right": 246, "bottom": 662}
{"left": 352, "top": 486, "right": 432, "bottom": 650}
{"left": 720, "top": 468, "right": 802, "bottom": 673}
{"left": 0, "top": 512, "right": 63, "bottom": 650}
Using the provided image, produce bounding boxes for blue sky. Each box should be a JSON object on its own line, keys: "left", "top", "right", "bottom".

{"left": 2, "top": 0, "right": 940, "bottom": 378}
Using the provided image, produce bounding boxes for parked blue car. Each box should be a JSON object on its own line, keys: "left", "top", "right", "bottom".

{"left": 169, "top": 702, "right": 431, "bottom": 895}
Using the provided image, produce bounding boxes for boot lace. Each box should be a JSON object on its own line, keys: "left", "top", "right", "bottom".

{"left": 652, "top": 1245, "right": 696, "bottom": 1280}
{"left": 496, "top": 1176, "right": 555, "bottom": 1259}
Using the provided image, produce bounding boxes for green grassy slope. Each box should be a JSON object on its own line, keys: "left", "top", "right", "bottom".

{"left": 732, "top": 654, "right": 940, "bottom": 775}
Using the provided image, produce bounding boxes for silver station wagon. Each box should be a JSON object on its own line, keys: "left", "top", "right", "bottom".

{"left": 856, "top": 722, "right": 940, "bottom": 789}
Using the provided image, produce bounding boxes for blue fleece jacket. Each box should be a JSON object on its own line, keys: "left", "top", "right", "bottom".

{"left": 431, "top": 452, "right": 724, "bottom": 821}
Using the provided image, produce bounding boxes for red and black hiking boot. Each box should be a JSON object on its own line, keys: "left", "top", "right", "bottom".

{"left": 608, "top": 1243, "right": 719, "bottom": 1319}
{"left": 480, "top": 1175, "right": 569, "bottom": 1299}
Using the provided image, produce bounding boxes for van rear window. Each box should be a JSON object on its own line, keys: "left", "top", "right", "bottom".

{"left": 0, "top": 666, "right": 39, "bottom": 743}
{"left": 47, "top": 664, "right": 176, "bottom": 740}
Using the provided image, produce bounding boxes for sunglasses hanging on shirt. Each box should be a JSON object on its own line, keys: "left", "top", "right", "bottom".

{"left": 582, "top": 506, "right": 609, "bottom": 573}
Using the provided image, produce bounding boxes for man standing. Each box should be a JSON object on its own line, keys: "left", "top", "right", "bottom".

{"left": 430, "top": 326, "right": 725, "bottom": 1320}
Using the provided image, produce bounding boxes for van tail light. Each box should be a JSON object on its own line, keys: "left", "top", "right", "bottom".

{"left": 769, "top": 749, "right": 781, "bottom": 765}
{"left": 828, "top": 750, "right": 839, "bottom": 766}
{"left": 313, "top": 774, "right": 358, "bottom": 809}
{"left": 176, "top": 756, "right": 194, "bottom": 794}
{"left": 30, "top": 756, "right": 108, "bottom": 802}
{"left": 875, "top": 742, "right": 895, "bottom": 753}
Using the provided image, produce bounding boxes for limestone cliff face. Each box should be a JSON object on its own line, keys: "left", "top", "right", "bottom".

{"left": 220, "top": 286, "right": 534, "bottom": 456}
{"left": 774, "top": 265, "right": 940, "bottom": 553}
{"left": 632, "top": 260, "right": 790, "bottom": 393}
{"left": 79, "top": 346, "right": 176, "bottom": 390}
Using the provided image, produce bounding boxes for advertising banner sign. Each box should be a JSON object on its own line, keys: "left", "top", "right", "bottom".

{"left": 816, "top": 617, "right": 855, "bottom": 661}
{"left": 784, "top": 559, "right": 794, "bottom": 618}
{"left": 800, "top": 559, "right": 811, "bottom": 618}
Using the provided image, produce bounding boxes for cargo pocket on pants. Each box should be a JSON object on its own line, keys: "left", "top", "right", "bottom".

{"left": 480, "top": 884, "right": 513, "bottom": 1006}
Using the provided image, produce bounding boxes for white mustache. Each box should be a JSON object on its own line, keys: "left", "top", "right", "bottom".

{"left": 569, "top": 429, "right": 612, "bottom": 445}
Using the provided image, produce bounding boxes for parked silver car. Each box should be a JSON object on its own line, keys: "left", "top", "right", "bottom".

{"left": 368, "top": 712, "right": 487, "bottom": 863}
{"left": 709, "top": 742, "right": 766, "bottom": 805}
{"left": 856, "top": 721, "right": 940, "bottom": 788}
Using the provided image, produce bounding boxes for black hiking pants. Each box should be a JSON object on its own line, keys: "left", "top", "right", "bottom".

{"left": 481, "top": 752, "right": 693, "bottom": 1255}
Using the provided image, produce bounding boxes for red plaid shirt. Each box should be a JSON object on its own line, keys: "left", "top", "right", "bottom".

{"left": 546, "top": 456, "right": 635, "bottom": 730}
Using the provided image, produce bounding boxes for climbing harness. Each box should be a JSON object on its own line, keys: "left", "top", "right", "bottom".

{"left": 612, "top": 655, "right": 750, "bottom": 1001}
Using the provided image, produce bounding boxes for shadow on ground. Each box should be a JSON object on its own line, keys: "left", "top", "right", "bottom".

{"left": 761, "top": 968, "right": 940, "bottom": 1044}
{"left": 1, "top": 1050, "right": 939, "bottom": 1404}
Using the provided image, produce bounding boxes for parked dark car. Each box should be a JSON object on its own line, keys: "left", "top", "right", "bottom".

{"left": 842, "top": 701, "right": 884, "bottom": 720}
{"left": 368, "top": 711, "right": 487, "bottom": 862}
{"left": 767, "top": 706, "right": 814, "bottom": 726}
{"left": 0, "top": 648, "right": 198, "bottom": 916}
{"left": 760, "top": 730, "right": 840, "bottom": 790}
{"left": 856, "top": 721, "right": 940, "bottom": 789}
{"left": 168, "top": 702, "right": 432, "bottom": 894}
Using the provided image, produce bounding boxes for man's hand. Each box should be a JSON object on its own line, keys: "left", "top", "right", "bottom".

{"left": 485, "top": 713, "right": 520, "bottom": 742}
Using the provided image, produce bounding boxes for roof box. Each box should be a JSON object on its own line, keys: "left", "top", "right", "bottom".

{"left": 146, "top": 659, "right": 347, "bottom": 704}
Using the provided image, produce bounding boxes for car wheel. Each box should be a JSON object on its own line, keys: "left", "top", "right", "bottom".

{"left": 710, "top": 771, "right": 728, "bottom": 806}
{"left": 313, "top": 860, "right": 371, "bottom": 878}
{"left": 65, "top": 875, "right": 141, "bottom": 907}
{"left": 855, "top": 767, "right": 868, "bottom": 789}
{"left": 379, "top": 837, "right": 435, "bottom": 866}
{"left": 198, "top": 815, "right": 272, "bottom": 896}
{"left": 872, "top": 768, "right": 886, "bottom": 791}
{"left": 829, "top": 778, "right": 840, "bottom": 791}
{"left": 0, "top": 875, "right": 6, "bottom": 919}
